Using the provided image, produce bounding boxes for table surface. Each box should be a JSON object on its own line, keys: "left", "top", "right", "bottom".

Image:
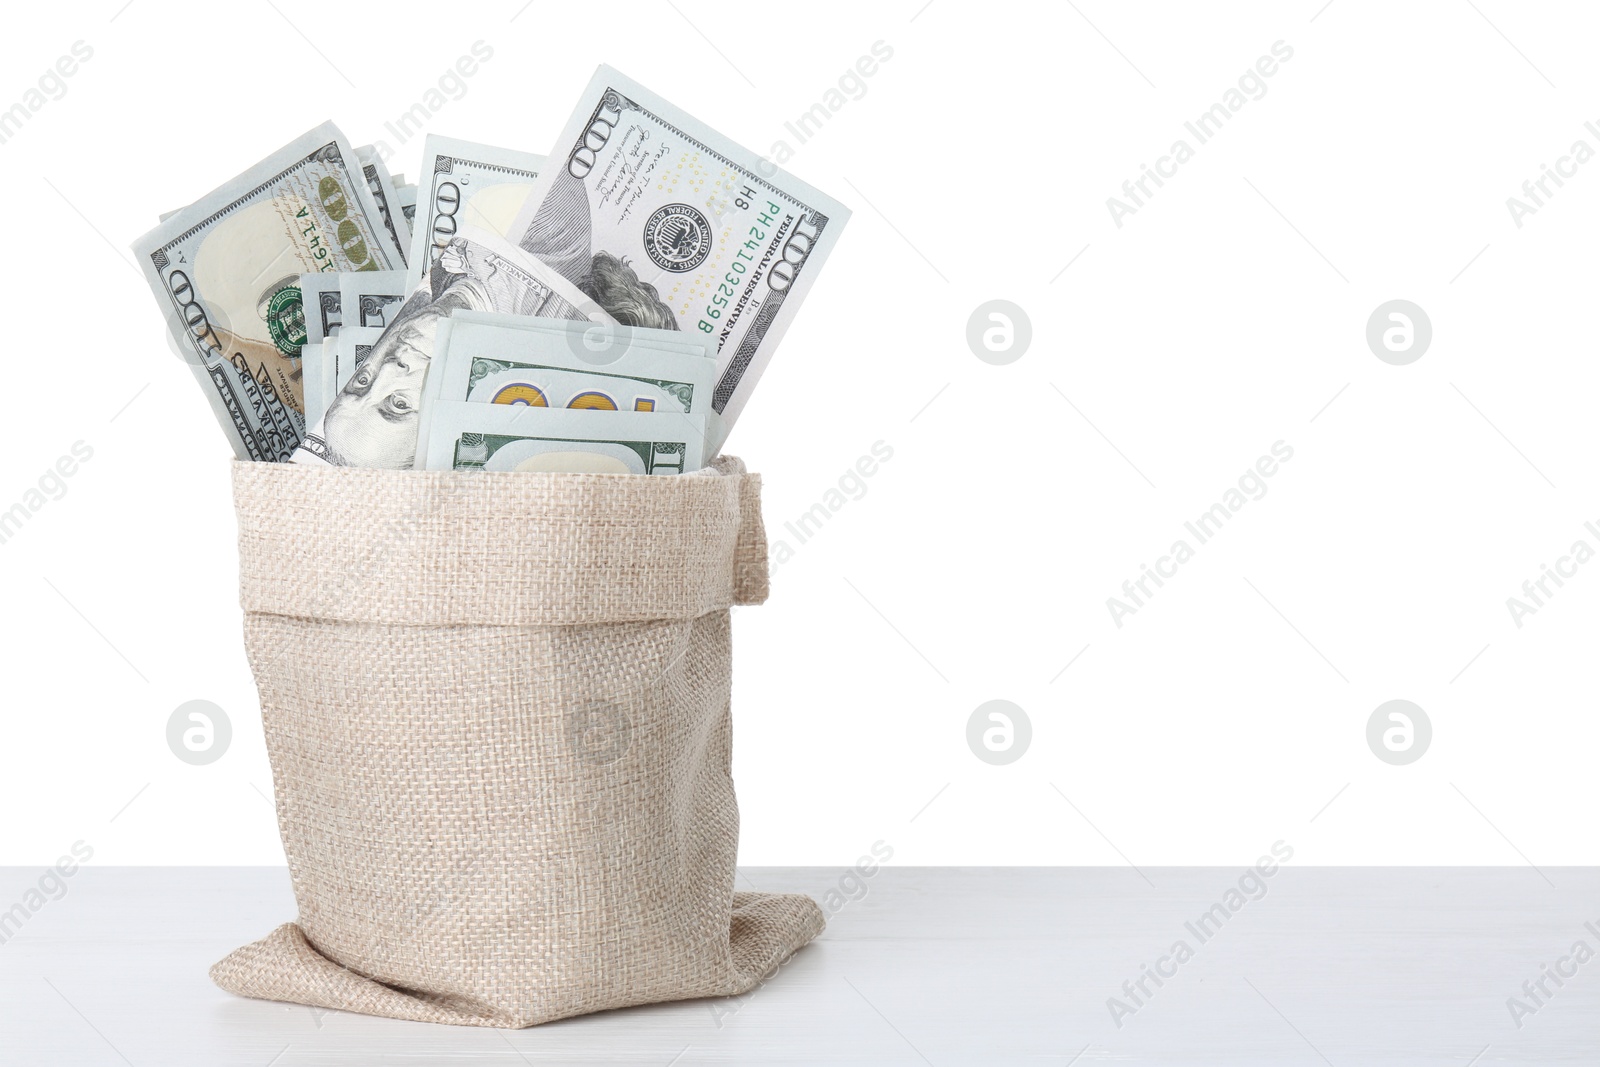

{"left": 1, "top": 866, "right": 1596, "bottom": 1065}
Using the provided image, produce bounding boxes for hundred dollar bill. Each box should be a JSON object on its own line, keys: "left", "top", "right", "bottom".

{"left": 407, "top": 135, "right": 546, "bottom": 285}
{"left": 303, "top": 324, "right": 390, "bottom": 432}
{"left": 135, "top": 121, "right": 405, "bottom": 460}
{"left": 300, "top": 271, "right": 342, "bottom": 345}
{"left": 301, "top": 340, "right": 328, "bottom": 428}
{"left": 421, "top": 404, "right": 706, "bottom": 475}
{"left": 412, "top": 315, "right": 715, "bottom": 465}
{"left": 450, "top": 308, "right": 715, "bottom": 358}
{"left": 356, "top": 145, "right": 411, "bottom": 266}
{"left": 299, "top": 268, "right": 407, "bottom": 346}
{"left": 396, "top": 183, "right": 417, "bottom": 226}
{"left": 339, "top": 270, "right": 409, "bottom": 329}
{"left": 508, "top": 65, "right": 849, "bottom": 445}
{"left": 294, "top": 226, "right": 609, "bottom": 469}
{"left": 326, "top": 325, "right": 385, "bottom": 402}
{"left": 441, "top": 310, "right": 725, "bottom": 458}
{"left": 444, "top": 330, "right": 713, "bottom": 412}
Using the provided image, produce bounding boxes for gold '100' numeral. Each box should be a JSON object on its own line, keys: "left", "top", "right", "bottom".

{"left": 491, "top": 384, "right": 657, "bottom": 412}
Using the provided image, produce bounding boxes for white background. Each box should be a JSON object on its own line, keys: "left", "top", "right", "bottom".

{"left": 2, "top": 0, "right": 1596, "bottom": 869}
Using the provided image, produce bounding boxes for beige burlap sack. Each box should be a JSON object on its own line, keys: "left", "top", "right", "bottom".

{"left": 210, "top": 456, "right": 822, "bottom": 1027}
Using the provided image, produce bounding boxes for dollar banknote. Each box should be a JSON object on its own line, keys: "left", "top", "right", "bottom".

{"left": 164, "top": 165, "right": 405, "bottom": 242}
{"left": 294, "top": 226, "right": 608, "bottom": 469}
{"left": 421, "top": 404, "right": 706, "bottom": 474}
{"left": 407, "top": 135, "right": 546, "bottom": 285}
{"left": 507, "top": 65, "right": 849, "bottom": 448}
{"left": 135, "top": 121, "right": 405, "bottom": 460}
{"left": 356, "top": 145, "right": 411, "bottom": 266}
{"left": 451, "top": 309, "right": 729, "bottom": 456}
{"left": 449, "top": 345, "right": 712, "bottom": 413}
{"left": 339, "top": 270, "right": 409, "bottom": 329}
{"left": 299, "top": 269, "right": 407, "bottom": 348}
{"left": 322, "top": 326, "right": 386, "bottom": 421}
{"left": 301, "top": 339, "right": 328, "bottom": 429}
{"left": 412, "top": 314, "right": 715, "bottom": 466}
{"left": 302, "top": 327, "right": 389, "bottom": 430}
{"left": 396, "top": 182, "right": 417, "bottom": 226}
{"left": 299, "top": 271, "right": 342, "bottom": 345}
{"left": 449, "top": 308, "right": 715, "bottom": 358}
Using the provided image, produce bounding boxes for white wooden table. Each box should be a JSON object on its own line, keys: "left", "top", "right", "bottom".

{"left": 1, "top": 867, "right": 1594, "bottom": 1064}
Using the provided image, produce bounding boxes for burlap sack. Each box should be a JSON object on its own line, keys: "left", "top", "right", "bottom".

{"left": 210, "top": 456, "right": 822, "bottom": 1027}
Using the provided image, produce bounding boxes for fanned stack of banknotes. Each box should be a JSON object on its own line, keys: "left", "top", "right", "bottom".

{"left": 134, "top": 66, "right": 848, "bottom": 475}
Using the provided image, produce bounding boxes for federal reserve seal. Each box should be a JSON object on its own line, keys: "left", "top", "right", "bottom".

{"left": 264, "top": 282, "right": 307, "bottom": 356}
{"left": 642, "top": 203, "right": 712, "bottom": 272}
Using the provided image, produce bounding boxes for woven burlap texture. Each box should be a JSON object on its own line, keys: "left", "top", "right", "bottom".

{"left": 210, "top": 456, "right": 823, "bottom": 1027}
